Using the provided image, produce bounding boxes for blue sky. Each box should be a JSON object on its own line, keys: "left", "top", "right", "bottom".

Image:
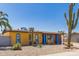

{"left": 0, "top": 3, "right": 79, "bottom": 32}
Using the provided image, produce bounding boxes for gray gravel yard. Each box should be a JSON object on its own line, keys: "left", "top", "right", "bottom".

{"left": 0, "top": 45, "right": 76, "bottom": 56}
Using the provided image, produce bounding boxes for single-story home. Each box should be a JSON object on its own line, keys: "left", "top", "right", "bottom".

{"left": 0, "top": 30, "right": 62, "bottom": 46}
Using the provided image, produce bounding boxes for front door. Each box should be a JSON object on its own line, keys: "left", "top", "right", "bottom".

{"left": 29, "top": 34, "right": 32, "bottom": 45}
{"left": 35, "top": 34, "right": 39, "bottom": 45}
{"left": 16, "top": 33, "right": 21, "bottom": 43}
{"left": 51, "top": 35, "right": 54, "bottom": 44}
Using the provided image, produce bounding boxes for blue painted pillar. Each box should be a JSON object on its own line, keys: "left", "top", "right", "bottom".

{"left": 45, "top": 34, "right": 46, "bottom": 44}
{"left": 56, "top": 34, "right": 59, "bottom": 45}
{"left": 42, "top": 34, "right": 46, "bottom": 45}
{"left": 42, "top": 34, "right": 44, "bottom": 44}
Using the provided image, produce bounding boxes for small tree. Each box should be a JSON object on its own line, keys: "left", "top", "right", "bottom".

{"left": 64, "top": 3, "right": 79, "bottom": 48}
{"left": 0, "top": 11, "right": 12, "bottom": 31}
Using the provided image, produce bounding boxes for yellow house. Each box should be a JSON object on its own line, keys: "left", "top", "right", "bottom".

{"left": 2, "top": 30, "right": 62, "bottom": 46}
{"left": 3, "top": 30, "right": 43, "bottom": 46}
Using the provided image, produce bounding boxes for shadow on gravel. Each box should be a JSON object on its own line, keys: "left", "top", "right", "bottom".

{"left": 64, "top": 46, "right": 79, "bottom": 50}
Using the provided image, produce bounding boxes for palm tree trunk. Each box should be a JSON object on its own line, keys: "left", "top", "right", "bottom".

{"left": 68, "top": 30, "right": 72, "bottom": 48}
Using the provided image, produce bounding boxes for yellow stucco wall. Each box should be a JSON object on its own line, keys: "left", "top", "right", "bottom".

{"left": 3, "top": 31, "right": 43, "bottom": 45}
{"left": 3, "top": 31, "right": 61, "bottom": 46}
{"left": 38, "top": 33, "right": 42, "bottom": 44}
{"left": 9, "top": 32, "right": 29, "bottom": 45}
{"left": 21, "top": 32, "right": 29, "bottom": 45}
{"left": 3, "top": 32, "right": 10, "bottom": 36}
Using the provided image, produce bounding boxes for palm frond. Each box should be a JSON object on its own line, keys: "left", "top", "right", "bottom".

{"left": 6, "top": 22, "right": 12, "bottom": 30}
{"left": 0, "top": 21, "right": 7, "bottom": 30}
{"left": 0, "top": 11, "right": 8, "bottom": 17}
{"left": 0, "top": 23, "right": 3, "bottom": 31}
{"left": 0, "top": 11, "right": 12, "bottom": 31}
{"left": 0, "top": 21, "right": 12, "bottom": 30}
{"left": 0, "top": 11, "right": 3, "bottom": 17}
{"left": 0, "top": 17, "right": 9, "bottom": 23}
{"left": 3, "top": 13, "right": 8, "bottom": 17}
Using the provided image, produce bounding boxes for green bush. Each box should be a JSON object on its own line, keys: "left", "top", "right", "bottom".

{"left": 38, "top": 44, "right": 42, "bottom": 48}
{"left": 12, "top": 43, "right": 22, "bottom": 50}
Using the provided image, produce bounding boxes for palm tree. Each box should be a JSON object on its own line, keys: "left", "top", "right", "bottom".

{"left": 64, "top": 3, "right": 79, "bottom": 48}
{"left": 0, "top": 11, "right": 12, "bottom": 31}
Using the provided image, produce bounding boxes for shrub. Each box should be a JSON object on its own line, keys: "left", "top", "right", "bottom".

{"left": 38, "top": 44, "right": 42, "bottom": 48}
{"left": 12, "top": 43, "right": 22, "bottom": 50}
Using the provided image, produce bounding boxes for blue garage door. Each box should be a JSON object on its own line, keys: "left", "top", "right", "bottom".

{"left": 56, "top": 34, "right": 59, "bottom": 45}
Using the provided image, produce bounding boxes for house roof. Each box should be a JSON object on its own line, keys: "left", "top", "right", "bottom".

{"left": 2, "top": 30, "right": 61, "bottom": 35}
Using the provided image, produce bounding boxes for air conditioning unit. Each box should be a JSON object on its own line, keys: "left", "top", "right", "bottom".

{"left": 21, "top": 27, "right": 27, "bottom": 31}
{"left": 29, "top": 27, "right": 34, "bottom": 32}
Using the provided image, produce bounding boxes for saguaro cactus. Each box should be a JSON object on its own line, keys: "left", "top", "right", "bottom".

{"left": 64, "top": 3, "right": 79, "bottom": 48}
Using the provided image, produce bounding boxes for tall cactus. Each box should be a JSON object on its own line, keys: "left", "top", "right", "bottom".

{"left": 64, "top": 3, "right": 79, "bottom": 48}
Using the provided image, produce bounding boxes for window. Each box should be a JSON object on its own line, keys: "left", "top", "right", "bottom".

{"left": 51, "top": 35, "right": 54, "bottom": 43}
{"left": 35, "top": 34, "right": 38, "bottom": 39}
{"left": 47, "top": 35, "right": 51, "bottom": 40}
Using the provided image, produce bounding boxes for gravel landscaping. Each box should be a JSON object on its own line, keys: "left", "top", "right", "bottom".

{"left": 0, "top": 45, "right": 77, "bottom": 56}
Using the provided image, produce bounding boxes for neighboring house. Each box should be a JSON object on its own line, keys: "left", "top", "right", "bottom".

{"left": 2, "top": 29, "right": 62, "bottom": 46}
{"left": 63, "top": 33, "right": 79, "bottom": 43}
{"left": 63, "top": 33, "right": 68, "bottom": 42}
{"left": 71, "top": 33, "right": 79, "bottom": 42}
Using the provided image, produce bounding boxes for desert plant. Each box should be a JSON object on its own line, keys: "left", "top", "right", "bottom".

{"left": 12, "top": 43, "right": 21, "bottom": 50}
{"left": 38, "top": 44, "right": 42, "bottom": 48}
{"left": 64, "top": 3, "right": 79, "bottom": 48}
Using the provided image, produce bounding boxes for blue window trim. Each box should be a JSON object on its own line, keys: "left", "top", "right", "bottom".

{"left": 16, "top": 33, "right": 21, "bottom": 43}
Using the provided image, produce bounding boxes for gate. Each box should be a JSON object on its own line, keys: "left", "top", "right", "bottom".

{"left": 0, "top": 36, "right": 11, "bottom": 46}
